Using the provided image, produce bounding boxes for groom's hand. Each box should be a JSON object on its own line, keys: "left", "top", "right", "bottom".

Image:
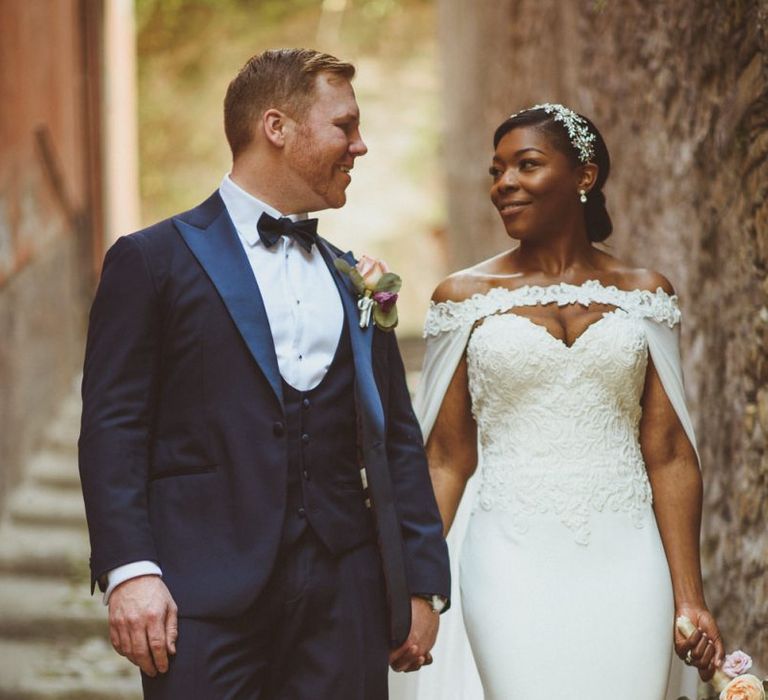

{"left": 389, "top": 597, "right": 439, "bottom": 672}
{"left": 108, "top": 575, "right": 178, "bottom": 677}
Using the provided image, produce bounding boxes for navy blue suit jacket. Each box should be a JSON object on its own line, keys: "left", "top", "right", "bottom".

{"left": 78, "top": 192, "right": 450, "bottom": 647}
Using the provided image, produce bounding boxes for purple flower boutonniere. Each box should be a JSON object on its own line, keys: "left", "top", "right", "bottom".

{"left": 334, "top": 254, "right": 401, "bottom": 332}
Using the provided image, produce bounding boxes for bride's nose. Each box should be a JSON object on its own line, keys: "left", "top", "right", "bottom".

{"left": 497, "top": 169, "right": 520, "bottom": 192}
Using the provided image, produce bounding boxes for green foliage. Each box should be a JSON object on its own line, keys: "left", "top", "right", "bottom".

{"left": 333, "top": 258, "right": 366, "bottom": 294}
{"left": 374, "top": 272, "right": 402, "bottom": 293}
{"left": 373, "top": 302, "right": 398, "bottom": 331}
{"left": 136, "top": 0, "right": 318, "bottom": 33}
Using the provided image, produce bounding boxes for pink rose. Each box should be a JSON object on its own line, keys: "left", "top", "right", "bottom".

{"left": 723, "top": 651, "right": 754, "bottom": 678}
{"left": 356, "top": 255, "right": 389, "bottom": 289}
{"left": 373, "top": 291, "right": 399, "bottom": 313}
{"left": 719, "top": 674, "right": 766, "bottom": 700}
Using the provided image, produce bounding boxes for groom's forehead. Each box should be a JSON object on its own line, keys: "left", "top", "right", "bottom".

{"left": 309, "top": 74, "right": 358, "bottom": 109}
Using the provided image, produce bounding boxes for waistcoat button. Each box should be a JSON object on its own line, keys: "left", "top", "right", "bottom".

{"left": 301, "top": 433, "right": 310, "bottom": 445}
{"left": 273, "top": 422, "right": 285, "bottom": 437}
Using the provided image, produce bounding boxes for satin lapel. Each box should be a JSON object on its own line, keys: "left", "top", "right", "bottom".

{"left": 174, "top": 208, "right": 284, "bottom": 410}
{"left": 316, "top": 239, "right": 384, "bottom": 433}
{"left": 317, "top": 240, "right": 411, "bottom": 645}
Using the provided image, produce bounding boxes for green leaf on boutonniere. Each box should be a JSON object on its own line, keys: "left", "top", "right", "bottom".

{"left": 373, "top": 303, "right": 398, "bottom": 332}
{"left": 333, "top": 258, "right": 366, "bottom": 294}
{"left": 374, "top": 272, "right": 402, "bottom": 294}
{"left": 334, "top": 258, "right": 352, "bottom": 274}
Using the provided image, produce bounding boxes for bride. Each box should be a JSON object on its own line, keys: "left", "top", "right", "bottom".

{"left": 391, "top": 104, "right": 723, "bottom": 699}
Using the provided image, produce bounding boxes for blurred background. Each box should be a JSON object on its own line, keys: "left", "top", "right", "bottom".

{"left": 0, "top": 0, "right": 766, "bottom": 697}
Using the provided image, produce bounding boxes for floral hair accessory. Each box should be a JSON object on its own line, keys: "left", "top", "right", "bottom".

{"left": 334, "top": 255, "right": 401, "bottom": 332}
{"left": 510, "top": 103, "right": 596, "bottom": 163}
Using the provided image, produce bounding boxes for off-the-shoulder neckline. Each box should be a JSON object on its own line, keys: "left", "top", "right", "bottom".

{"left": 430, "top": 278, "right": 677, "bottom": 308}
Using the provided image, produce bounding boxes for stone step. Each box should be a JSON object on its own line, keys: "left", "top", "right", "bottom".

{"left": 0, "top": 523, "right": 89, "bottom": 580}
{"left": 41, "top": 393, "right": 81, "bottom": 457}
{"left": 26, "top": 450, "right": 81, "bottom": 492}
{"left": 7, "top": 484, "right": 87, "bottom": 530}
{"left": 0, "top": 575, "right": 105, "bottom": 642}
{"left": 41, "top": 422, "right": 78, "bottom": 458}
{"left": 0, "top": 638, "right": 141, "bottom": 700}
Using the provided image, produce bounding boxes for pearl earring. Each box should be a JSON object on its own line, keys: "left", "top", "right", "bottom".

{"left": 579, "top": 189, "right": 588, "bottom": 204}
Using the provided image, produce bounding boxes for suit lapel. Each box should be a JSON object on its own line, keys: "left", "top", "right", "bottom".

{"left": 316, "top": 239, "right": 384, "bottom": 434}
{"left": 173, "top": 198, "right": 284, "bottom": 410}
{"left": 317, "top": 239, "right": 411, "bottom": 645}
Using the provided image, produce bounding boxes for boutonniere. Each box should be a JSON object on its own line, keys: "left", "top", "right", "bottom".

{"left": 334, "top": 254, "right": 401, "bottom": 331}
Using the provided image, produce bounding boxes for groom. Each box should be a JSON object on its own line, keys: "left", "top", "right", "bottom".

{"left": 78, "top": 48, "right": 450, "bottom": 698}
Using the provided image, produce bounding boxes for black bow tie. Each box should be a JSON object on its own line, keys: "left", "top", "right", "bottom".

{"left": 257, "top": 212, "right": 319, "bottom": 253}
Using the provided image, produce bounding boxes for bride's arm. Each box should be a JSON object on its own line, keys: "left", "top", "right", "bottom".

{"left": 640, "top": 357, "right": 724, "bottom": 680}
{"left": 426, "top": 353, "right": 477, "bottom": 535}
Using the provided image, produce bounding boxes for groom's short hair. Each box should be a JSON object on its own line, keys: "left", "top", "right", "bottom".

{"left": 224, "top": 48, "right": 356, "bottom": 158}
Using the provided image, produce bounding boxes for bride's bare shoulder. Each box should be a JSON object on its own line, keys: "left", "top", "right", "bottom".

{"left": 598, "top": 253, "right": 676, "bottom": 295}
{"left": 431, "top": 271, "right": 479, "bottom": 304}
{"left": 432, "top": 252, "right": 512, "bottom": 304}
{"left": 619, "top": 267, "right": 676, "bottom": 295}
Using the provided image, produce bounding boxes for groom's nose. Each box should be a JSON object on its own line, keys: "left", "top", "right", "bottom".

{"left": 350, "top": 129, "right": 368, "bottom": 157}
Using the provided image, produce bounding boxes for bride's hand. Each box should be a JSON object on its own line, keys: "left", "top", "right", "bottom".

{"left": 674, "top": 605, "right": 724, "bottom": 682}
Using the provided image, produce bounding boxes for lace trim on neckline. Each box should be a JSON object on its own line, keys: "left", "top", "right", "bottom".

{"left": 424, "top": 279, "right": 681, "bottom": 337}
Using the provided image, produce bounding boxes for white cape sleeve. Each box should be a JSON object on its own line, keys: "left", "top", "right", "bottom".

{"left": 643, "top": 319, "right": 701, "bottom": 700}
{"left": 389, "top": 323, "right": 485, "bottom": 700}
{"left": 390, "top": 317, "right": 701, "bottom": 700}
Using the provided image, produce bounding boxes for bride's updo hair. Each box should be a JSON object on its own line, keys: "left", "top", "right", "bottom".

{"left": 493, "top": 107, "right": 613, "bottom": 243}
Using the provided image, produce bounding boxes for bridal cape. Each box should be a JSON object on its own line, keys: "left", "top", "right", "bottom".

{"left": 389, "top": 281, "right": 699, "bottom": 700}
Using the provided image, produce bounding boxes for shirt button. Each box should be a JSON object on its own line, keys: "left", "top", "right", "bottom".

{"left": 301, "top": 433, "right": 310, "bottom": 445}
{"left": 273, "top": 422, "right": 285, "bottom": 438}
{"left": 298, "top": 354, "right": 303, "bottom": 361}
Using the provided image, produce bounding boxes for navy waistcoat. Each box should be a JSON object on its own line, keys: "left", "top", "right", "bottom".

{"left": 280, "top": 322, "right": 374, "bottom": 551}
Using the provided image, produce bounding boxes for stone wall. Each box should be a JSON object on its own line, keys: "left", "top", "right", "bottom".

{"left": 438, "top": 0, "right": 768, "bottom": 668}
{"left": 0, "top": 1, "right": 102, "bottom": 512}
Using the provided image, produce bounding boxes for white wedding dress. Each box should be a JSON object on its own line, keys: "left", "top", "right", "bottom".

{"left": 389, "top": 280, "right": 699, "bottom": 700}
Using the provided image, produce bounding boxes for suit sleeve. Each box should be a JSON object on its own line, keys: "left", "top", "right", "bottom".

{"left": 382, "top": 331, "right": 451, "bottom": 605}
{"left": 78, "top": 235, "right": 162, "bottom": 591}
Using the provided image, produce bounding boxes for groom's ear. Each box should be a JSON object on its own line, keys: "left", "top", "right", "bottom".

{"left": 263, "top": 108, "right": 290, "bottom": 148}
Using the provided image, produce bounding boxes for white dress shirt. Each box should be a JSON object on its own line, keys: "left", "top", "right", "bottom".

{"left": 103, "top": 174, "right": 345, "bottom": 603}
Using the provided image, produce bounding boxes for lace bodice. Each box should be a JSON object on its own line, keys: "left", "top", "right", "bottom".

{"left": 424, "top": 279, "right": 681, "bottom": 337}
{"left": 427, "top": 280, "right": 682, "bottom": 545}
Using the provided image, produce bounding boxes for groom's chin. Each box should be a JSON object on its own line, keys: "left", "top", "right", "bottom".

{"left": 328, "top": 191, "right": 348, "bottom": 208}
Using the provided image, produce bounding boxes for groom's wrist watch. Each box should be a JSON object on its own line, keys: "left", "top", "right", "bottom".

{"left": 414, "top": 593, "right": 447, "bottom": 614}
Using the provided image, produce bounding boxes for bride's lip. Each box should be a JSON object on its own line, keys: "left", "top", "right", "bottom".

{"left": 498, "top": 201, "right": 531, "bottom": 215}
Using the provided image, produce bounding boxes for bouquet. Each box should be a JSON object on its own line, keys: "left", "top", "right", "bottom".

{"left": 676, "top": 616, "right": 766, "bottom": 700}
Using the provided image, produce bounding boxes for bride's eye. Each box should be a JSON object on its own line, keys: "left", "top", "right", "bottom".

{"left": 489, "top": 166, "right": 502, "bottom": 179}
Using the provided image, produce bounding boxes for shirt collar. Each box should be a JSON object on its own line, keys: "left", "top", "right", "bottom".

{"left": 218, "top": 173, "right": 310, "bottom": 247}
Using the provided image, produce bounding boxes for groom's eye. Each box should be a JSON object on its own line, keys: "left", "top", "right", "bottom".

{"left": 488, "top": 166, "right": 502, "bottom": 179}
